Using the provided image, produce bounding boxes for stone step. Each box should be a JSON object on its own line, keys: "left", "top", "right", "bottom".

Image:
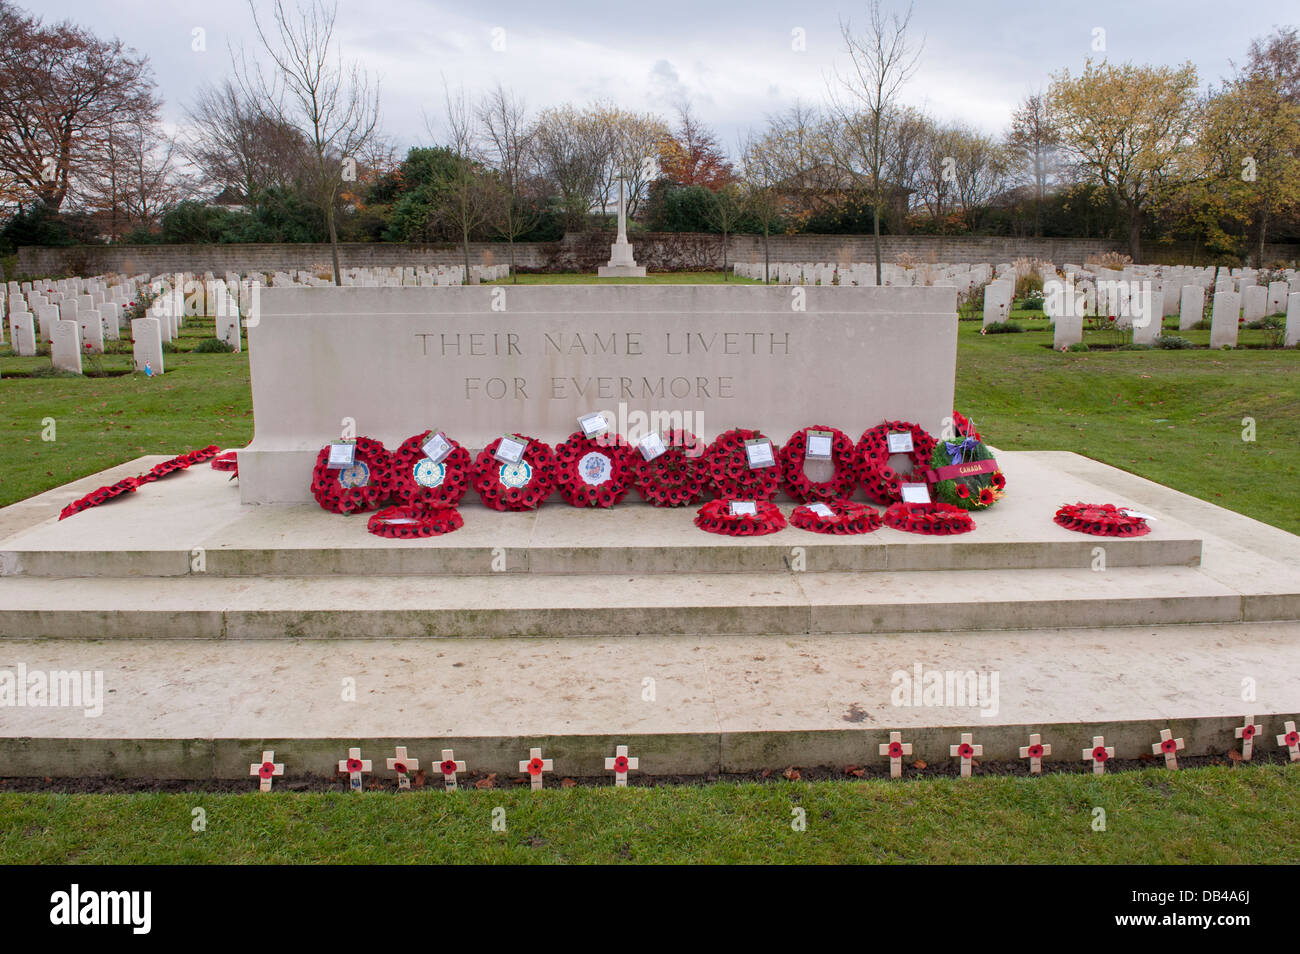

{"left": 2, "top": 622, "right": 1296, "bottom": 778}
{"left": 0, "top": 564, "right": 1290, "bottom": 639}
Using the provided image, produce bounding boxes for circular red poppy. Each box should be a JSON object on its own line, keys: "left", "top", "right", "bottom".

{"left": 346, "top": 758, "right": 363, "bottom": 773}
{"left": 1092, "top": 746, "right": 1110, "bottom": 762}
{"left": 1287, "top": 731, "right": 1299, "bottom": 746}
{"left": 1161, "top": 738, "right": 1177, "bottom": 753}
{"left": 393, "top": 762, "right": 407, "bottom": 774}
{"left": 958, "top": 743, "right": 974, "bottom": 758}
{"left": 888, "top": 742, "right": 904, "bottom": 758}
{"left": 258, "top": 761, "right": 276, "bottom": 779}
{"left": 1241, "top": 725, "right": 1256, "bottom": 739}
{"left": 613, "top": 756, "right": 629, "bottom": 772}
{"left": 441, "top": 760, "right": 458, "bottom": 775}
{"left": 1027, "top": 744, "right": 1043, "bottom": 758}
{"left": 527, "top": 757, "right": 544, "bottom": 775}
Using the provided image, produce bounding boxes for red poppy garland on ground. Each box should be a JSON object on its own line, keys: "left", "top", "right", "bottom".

{"left": 883, "top": 501, "right": 975, "bottom": 535}
{"left": 388, "top": 430, "right": 472, "bottom": 509}
{"left": 142, "top": 444, "right": 222, "bottom": 483}
{"left": 631, "top": 430, "right": 708, "bottom": 506}
{"left": 471, "top": 435, "right": 556, "bottom": 511}
{"left": 211, "top": 452, "right": 238, "bottom": 474}
{"left": 694, "top": 499, "right": 787, "bottom": 536}
{"left": 309, "top": 436, "right": 394, "bottom": 515}
{"left": 553, "top": 431, "right": 634, "bottom": 507}
{"left": 366, "top": 504, "right": 463, "bottom": 538}
{"left": 1053, "top": 502, "right": 1152, "bottom": 537}
{"left": 789, "top": 499, "right": 883, "bottom": 535}
{"left": 779, "top": 425, "right": 857, "bottom": 502}
{"left": 855, "top": 422, "right": 937, "bottom": 503}
{"left": 705, "top": 428, "right": 782, "bottom": 500}
{"left": 58, "top": 476, "right": 142, "bottom": 520}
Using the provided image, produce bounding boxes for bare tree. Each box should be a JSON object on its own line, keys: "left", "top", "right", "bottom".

{"left": 828, "top": 1, "right": 923, "bottom": 283}
{"left": 478, "top": 83, "right": 539, "bottom": 281}
{"left": 534, "top": 103, "right": 614, "bottom": 232}
{"left": 705, "top": 182, "right": 745, "bottom": 280}
{"left": 739, "top": 131, "right": 787, "bottom": 283}
{"left": 241, "top": 0, "right": 380, "bottom": 284}
{"left": 433, "top": 82, "right": 503, "bottom": 281}
{"left": 1006, "top": 91, "right": 1060, "bottom": 236}
{"left": 84, "top": 117, "right": 188, "bottom": 239}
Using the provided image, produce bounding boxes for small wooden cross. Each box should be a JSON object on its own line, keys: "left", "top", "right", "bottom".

{"left": 386, "top": 746, "right": 419, "bottom": 790}
{"left": 1278, "top": 721, "right": 1300, "bottom": 762}
{"left": 519, "top": 747, "right": 553, "bottom": 790}
{"left": 1083, "top": 736, "right": 1114, "bottom": 775}
{"left": 249, "top": 750, "right": 283, "bottom": 792}
{"left": 1019, "top": 733, "right": 1051, "bottom": 775}
{"left": 1152, "top": 728, "right": 1185, "bottom": 770}
{"left": 604, "top": 744, "right": 639, "bottom": 787}
{"left": 878, "top": 731, "right": 912, "bottom": 779}
{"left": 438, "top": 748, "right": 467, "bottom": 791}
{"left": 338, "top": 747, "right": 372, "bottom": 791}
{"left": 949, "top": 732, "right": 982, "bottom": 778}
{"left": 1235, "top": 717, "right": 1262, "bottom": 761}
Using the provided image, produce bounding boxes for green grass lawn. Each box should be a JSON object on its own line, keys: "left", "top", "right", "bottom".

{"left": 2, "top": 766, "right": 1296, "bottom": 864}
{"left": 1, "top": 276, "right": 1298, "bottom": 864}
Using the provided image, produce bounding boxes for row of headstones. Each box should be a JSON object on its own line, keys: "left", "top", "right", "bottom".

{"left": 4, "top": 274, "right": 155, "bottom": 377}
{"left": 733, "top": 261, "right": 996, "bottom": 290}
{"left": 272, "top": 264, "right": 511, "bottom": 287}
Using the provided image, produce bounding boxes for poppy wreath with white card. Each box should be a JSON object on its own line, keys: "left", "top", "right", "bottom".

{"left": 389, "top": 430, "right": 473, "bottom": 509}
{"left": 780, "top": 425, "right": 858, "bottom": 502}
{"left": 790, "top": 499, "right": 882, "bottom": 535}
{"left": 1053, "top": 502, "right": 1151, "bottom": 537}
{"left": 632, "top": 429, "right": 708, "bottom": 507}
{"left": 471, "top": 434, "right": 556, "bottom": 511}
{"left": 309, "top": 436, "right": 393, "bottom": 515}
{"left": 924, "top": 436, "right": 1005, "bottom": 512}
{"left": 705, "top": 427, "right": 781, "bottom": 501}
{"left": 883, "top": 501, "right": 975, "bottom": 536}
{"left": 554, "top": 431, "right": 634, "bottom": 507}
{"left": 367, "top": 504, "right": 464, "bottom": 539}
{"left": 855, "top": 422, "right": 937, "bottom": 503}
{"left": 693, "top": 498, "right": 787, "bottom": 536}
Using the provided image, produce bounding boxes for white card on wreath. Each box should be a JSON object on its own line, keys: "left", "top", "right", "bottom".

{"left": 745, "top": 439, "right": 776, "bottom": 469}
{"left": 638, "top": 432, "right": 667, "bottom": 461}
{"left": 1120, "top": 509, "right": 1157, "bottom": 522}
{"left": 327, "top": 442, "right": 355, "bottom": 469}
{"left": 577, "top": 411, "right": 608, "bottom": 438}
{"left": 729, "top": 500, "right": 758, "bottom": 516}
{"left": 421, "top": 431, "right": 452, "bottom": 464}
{"left": 887, "top": 431, "right": 914, "bottom": 454}
{"left": 495, "top": 435, "right": 527, "bottom": 464}
{"left": 900, "top": 483, "right": 931, "bottom": 504}
{"left": 806, "top": 432, "right": 833, "bottom": 460}
{"left": 380, "top": 516, "right": 419, "bottom": 525}
{"left": 807, "top": 502, "right": 836, "bottom": 518}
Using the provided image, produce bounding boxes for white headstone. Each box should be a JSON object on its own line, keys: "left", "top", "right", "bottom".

{"left": 10, "top": 312, "right": 36, "bottom": 356}
{"left": 51, "top": 319, "right": 82, "bottom": 374}
{"left": 1266, "top": 281, "right": 1288, "bottom": 316}
{"left": 1210, "top": 290, "right": 1240, "bottom": 349}
{"left": 1242, "top": 285, "right": 1267, "bottom": 322}
{"left": 131, "top": 316, "right": 165, "bottom": 375}
{"left": 982, "top": 281, "right": 1013, "bottom": 326}
{"left": 1286, "top": 292, "right": 1300, "bottom": 348}
{"left": 1178, "top": 285, "right": 1204, "bottom": 331}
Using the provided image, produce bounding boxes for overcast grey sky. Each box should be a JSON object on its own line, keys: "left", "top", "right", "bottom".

{"left": 36, "top": 0, "right": 1293, "bottom": 153}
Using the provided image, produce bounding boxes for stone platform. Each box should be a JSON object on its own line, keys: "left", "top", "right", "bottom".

{"left": 1, "top": 450, "right": 1297, "bottom": 778}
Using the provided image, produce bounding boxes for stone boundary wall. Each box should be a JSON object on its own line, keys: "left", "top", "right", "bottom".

{"left": 18, "top": 234, "right": 1300, "bottom": 276}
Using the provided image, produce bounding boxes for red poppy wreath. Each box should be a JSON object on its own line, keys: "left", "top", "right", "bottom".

{"left": 694, "top": 499, "right": 787, "bottom": 536}
{"left": 705, "top": 428, "right": 782, "bottom": 501}
{"left": 471, "top": 435, "right": 556, "bottom": 511}
{"left": 366, "top": 504, "right": 463, "bottom": 538}
{"left": 790, "top": 499, "right": 882, "bottom": 535}
{"left": 554, "top": 431, "right": 633, "bottom": 507}
{"left": 309, "top": 436, "right": 393, "bottom": 515}
{"left": 780, "top": 425, "right": 858, "bottom": 502}
{"left": 388, "top": 430, "right": 472, "bottom": 509}
{"left": 632, "top": 430, "right": 708, "bottom": 507}
{"left": 58, "top": 476, "right": 141, "bottom": 520}
{"left": 855, "top": 422, "right": 937, "bottom": 503}
{"left": 1053, "top": 502, "right": 1151, "bottom": 537}
{"left": 883, "top": 501, "right": 975, "bottom": 536}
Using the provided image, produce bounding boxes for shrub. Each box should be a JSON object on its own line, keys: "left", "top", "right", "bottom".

{"left": 193, "top": 337, "right": 235, "bottom": 353}
{"left": 1014, "top": 272, "right": 1043, "bottom": 300}
{"left": 1016, "top": 292, "right": 1045, "bottom": 311}
{"left": 1245, "top": 315, "right": 1284, "bottom": 329}
{"left": 982, "top": 320, "right": 1024, "bottom": 334}
{"left": 957, "top": 281, "right": 987, "bottom": 320}
{"left": 1155, "top": 335, "right": 1193, "bottom": 349}
{"left": 1066, "top": 341, "right": 1090, "bottom": 352}
{"left": 1190, "top": 318, "right": 1212, "bottom": 331}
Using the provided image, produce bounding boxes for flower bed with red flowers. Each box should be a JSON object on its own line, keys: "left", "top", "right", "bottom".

{"left": 554, "top": 432, "right": 633, "bottom": 507}
{"left": 705, "top": 428, "right": 781, "bottom": 501}
{"left": 309, "top": 437, "right": 394, "bottom": 515}
{"left": 855, "top": 422, "right": 937, "bottom": 503}
{"left": 780, "top": 425, "right": 857, "bottom": 502}
{"left": 211, "top": 452, "right": 238, "bottom": 474}
{"left": 389, "top": 430, "right": 472, "bottom": 509}
{"left": 58, "top": 476, "right": 141, "bottom": 520}
{"left": 632, "top": 430, "right": 708, "bottom": 507}
{"left": 925, "top": 436, "right": 1005, "bottom": 512}
{"left": 366, "top": 504, "right": 463, "bottom": 538}
{"left": 883, "top": 501, "right": 975, "bottom": 536}
{"left": 789, "top": 499, "right": 882, "bottom": 535}
{"left": 1053, "top": 502, "right": 1151, "bottom": 537}
{"left": 471, "top": 435, "right": 556, "bottom": 511}
{"left": 693, "top": 499, "right": 787, "bottom": 536}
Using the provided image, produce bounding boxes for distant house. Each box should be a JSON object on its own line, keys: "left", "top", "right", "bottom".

{"left": 206, "top": 187, "right": 247, "bottom": 215}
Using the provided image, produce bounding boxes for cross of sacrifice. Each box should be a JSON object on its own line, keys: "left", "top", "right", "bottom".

{"left": 1152, "top": 728, "right": 1185, "bottom": 770}
{"left": 1083, "top": 736, "right": 1115, "bottom": 775}
{"left": 1019, "top": 734, "right": 1051, "bottom": 775}
{"left": 439, "top": 748, "right": 467, "bottom": 791}
{"left": 1278, "top": 721, "right": 1300, "bottom": 762}
{"left": 604, "top": 745, "right": 639, "bottom": 787}
{"left": 386, "top": 746, "right": 419, "bottom": 790}
{"left": 949, "top": 733, "right": 982, "bottom": 778}
{"left": 338, "top": 747, "right": 372, "bottom": 791}
{"left": 1235, "top": 718, "right": 1262, "bottom": 761}
{"left": 879, "top": 731, "right": 912, "bottom": 779}
{"left": 249, "top": 750, "right": 283, "bottom": 792}
{"left": 519, "top": 747, "right": 553, "bottom": 790}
